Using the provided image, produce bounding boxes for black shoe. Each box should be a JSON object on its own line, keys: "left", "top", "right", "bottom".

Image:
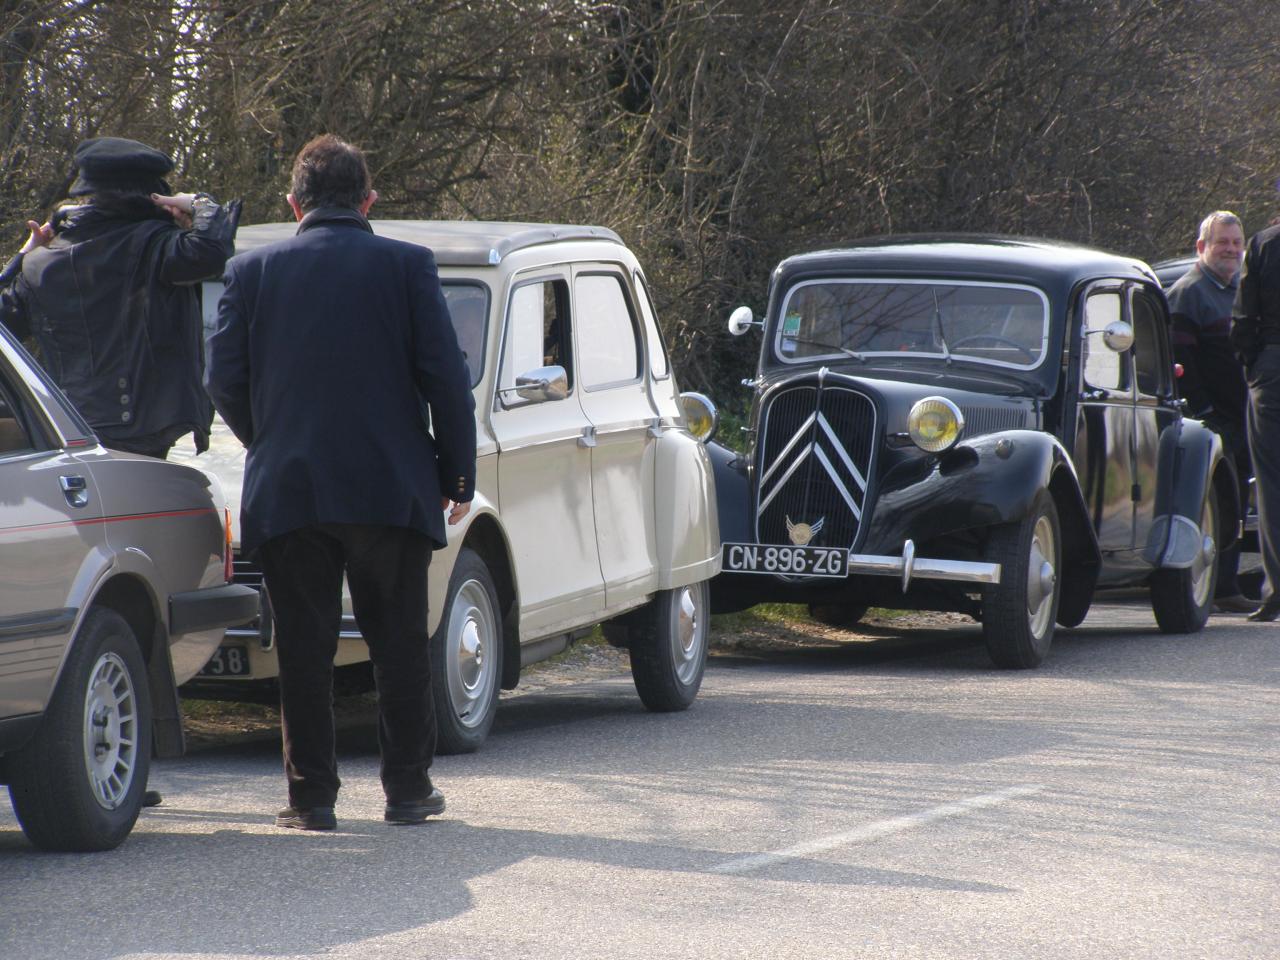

{"left": 1247, "top": 600, "right": 1280, "bottom": 623}
{"left": 1214, "top": 594, "right": 1262, "bottom": 614}
{"left": 385, "top": 788, "right": 446, "bottom": 824}
{"left": 275, "top": 806, "right": 336, "bottom": 831}
{"left": 142, "top": 789, "right": 163, "bottom": 808}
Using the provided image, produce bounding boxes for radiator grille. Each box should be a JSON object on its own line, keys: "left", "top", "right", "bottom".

{"left": 755, "top": 384, "right": 877, "bottom": 550}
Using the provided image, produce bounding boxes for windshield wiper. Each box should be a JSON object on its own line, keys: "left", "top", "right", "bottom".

{"left": 779, "top": 336, "right": 866, "bottom": 361}
{"left": 931, "top": 289, "right": 951, "bottom": 364}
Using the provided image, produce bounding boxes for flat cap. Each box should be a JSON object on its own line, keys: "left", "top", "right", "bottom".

{"left": 70, "top": 137, "right": 174, "bottom": 197}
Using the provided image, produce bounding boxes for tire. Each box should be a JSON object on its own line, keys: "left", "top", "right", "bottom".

{"left": 7, "top": 608, "right": 152, "bottom": 852}
{"left": 807, "top": 602, "right": 869, "bottom": 628}
{"left": 431, "top": 547, "right": 503, "bottom": 754}
{"left": 628, "top": 580, "right": 709, "bottom": 712}
{"left": 1150, "top": 486, "right": 1218, "bottom": 634}
{"left": 982, "top": 492, "right": 1061, "bottom": 669}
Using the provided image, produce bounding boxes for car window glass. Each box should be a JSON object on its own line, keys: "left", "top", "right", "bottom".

{"left": 1131, "top": 288, "right": 1167, "bottom": 397}
{"left": 575, "top": 273, "right": 641, "bottom": 389}
{"left": 1082, "top": 290, "right": 1126, "bottom": 393}
{"left": 0, "top": 364, "right": 37, "bottom": 455}
{"left": 500, "top": 278, "right": 571, "bottom": 404}
{"left": 633, "top": 273, "right": 670, "bottom": 379}
{"left": 442, "top": 282, "right": 488, "bottom": 387}
{"left": 775, "top": 279, "right": 1047, "bottom": 368}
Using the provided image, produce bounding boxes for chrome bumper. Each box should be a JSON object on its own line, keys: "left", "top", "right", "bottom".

{"left": 851, "top": 539, "right": 1001, "bottom": 591}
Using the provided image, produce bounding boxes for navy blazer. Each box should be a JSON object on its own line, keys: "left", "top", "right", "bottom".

{"left": 205, "top": 207, "right": 476, "bottom": 556}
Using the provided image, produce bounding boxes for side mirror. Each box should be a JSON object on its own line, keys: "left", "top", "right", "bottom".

{"left": 679, "top": 391, "right": 719, "bottom": 443}
{"left": 509, "top": 365, "right": 568, "bottom": 403}
{"left": 727, "top": 306, "right": 757, "bottom": 336}
{"left": 1101, "top": 320, "right": 1134, "bottom": 353}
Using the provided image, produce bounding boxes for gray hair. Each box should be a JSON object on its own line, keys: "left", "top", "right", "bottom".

{"left": 1198, "top": 210, "right": 1243, "bottom": 244}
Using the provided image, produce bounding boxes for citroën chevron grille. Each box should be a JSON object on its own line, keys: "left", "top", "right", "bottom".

{"left": 755, "top": 384, "right": 876, "bottom": 550}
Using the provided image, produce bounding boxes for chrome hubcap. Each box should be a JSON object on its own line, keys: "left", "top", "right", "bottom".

{"left": 448, "top": 579, "right": 497, "bottom": 729}
{"left": 81, "top": 652, "right": 138, "bottom": 810}
{"left": 670, "top": 585, "right": 706, "bottom": 685}
{"left": 1025, "top": 516, "right": 1057, "bottom": 639}
{"left": 1190, "top": 500, "right": 1216, "bottom": 608}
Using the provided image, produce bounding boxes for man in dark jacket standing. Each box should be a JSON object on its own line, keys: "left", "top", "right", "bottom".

{"left": 205, "top": 134, "right": 476, "bottom": 830}
{"left": 0, "top": 136, "right": 238, "bottom": 458}
{"left": 1232, "top": 219, "right": 1280, "bottom": 621}
{"left": 1166, "top": 211, "right": 1256, "bottom": 613}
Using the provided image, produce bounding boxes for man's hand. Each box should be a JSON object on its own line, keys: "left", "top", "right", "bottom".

{"left": 442, "top": 498, "right": 472, "bottom": 525}
{"left": 19, "top": 220, "right": 52, "bottom": 254}
{"left": 151, "top": 193, "right": 197, "bottom": 229}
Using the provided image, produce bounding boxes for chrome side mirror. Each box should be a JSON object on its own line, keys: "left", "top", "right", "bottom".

{"left": 507, "top": 365, "right": 568, "bottom": 403}
{"left": 679, "top": 391, "right": 718, "bottom": 443}
{"left": 1100, "top": 320, "right": 1134, "bottom": 353}
{"left": 727, "top": 306, "right": 758, "bottom": 336}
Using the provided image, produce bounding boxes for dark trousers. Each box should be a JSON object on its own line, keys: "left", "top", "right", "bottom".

{"left": 258, "top": 524, "right": 436, "bottom": 809}
{"left": 1247, "top": 346, "right": 1280, "bottom": 605}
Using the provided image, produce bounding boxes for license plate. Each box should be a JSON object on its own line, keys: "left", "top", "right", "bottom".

{"left": 198, "top": 644, "right": 251, "bottom": 677}
{"left": 721, "top": 542, "right": 849, "bottom": 578}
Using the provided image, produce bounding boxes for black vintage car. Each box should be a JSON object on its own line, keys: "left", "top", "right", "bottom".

{"left": 710, "top": 236, "right": 1237, "bottom": 668}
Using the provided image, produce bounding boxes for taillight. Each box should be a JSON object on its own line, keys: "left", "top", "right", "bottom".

{"left": 224, "top": 507, "right": 234, "bottom": 582}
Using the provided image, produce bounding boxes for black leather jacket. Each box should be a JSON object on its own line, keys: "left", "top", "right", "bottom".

{"left": 0, "top": 195, "right": 239, "bottom": 453}
{"left": 1231, "top": 223, "right": 1280, "bottom": 371}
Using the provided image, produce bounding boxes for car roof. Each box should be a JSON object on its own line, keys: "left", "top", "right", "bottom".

{"left": 773, "top": 234, "right": 1158, "bottom": 291}
{"left": 234, "top": 220, "right": 625, "bottom": 266}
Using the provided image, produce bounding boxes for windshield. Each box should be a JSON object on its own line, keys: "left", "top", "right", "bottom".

{"left": 774, "top": 279, "right": 1049, "bottom": 370}
{"left": 443, "top": 281, "right": 489, "bottom": 387}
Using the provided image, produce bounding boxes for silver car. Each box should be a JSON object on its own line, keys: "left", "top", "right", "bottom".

{"left": 179, "top": 221, "right": 722, "bottom": 752}
{"left": 0, "top": 326, "right": 258, "bottom": 851}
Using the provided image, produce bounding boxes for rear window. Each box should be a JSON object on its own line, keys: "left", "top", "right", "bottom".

{"left": 775, "top": 279, "right": 1049, "bottom": 370}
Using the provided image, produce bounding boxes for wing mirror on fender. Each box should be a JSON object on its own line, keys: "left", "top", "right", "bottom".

{"left": 727, "top": 306, "right": 760, "bottom": 336}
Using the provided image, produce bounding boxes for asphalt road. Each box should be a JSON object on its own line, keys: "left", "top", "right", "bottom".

{"left": 3, "top": 600, "right": 1278, "bottom": 960}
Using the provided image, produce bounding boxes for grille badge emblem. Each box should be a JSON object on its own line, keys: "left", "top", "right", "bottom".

{"left": 786, "top": 515, "right": 824, "bottom": 546}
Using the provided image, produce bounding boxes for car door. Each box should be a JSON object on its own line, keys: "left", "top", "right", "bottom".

{"left": 1129, "top": 283, "right": 1179, "bottom": 553}
{"left": 490, "top": 270, "right": 606, "bottom": 639}
{"left": 1074, "top": 283, "right": 1140, "bottom": 574}
{"left": 0, "top": 348, "right": 105, "bottom": 717}
{"left": 571, "top": 265, "right": 660, "bottom": 611}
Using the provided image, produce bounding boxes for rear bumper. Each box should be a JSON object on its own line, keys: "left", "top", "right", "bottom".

{"left": 169, "top": 583, "right": 261, "bottom": 636}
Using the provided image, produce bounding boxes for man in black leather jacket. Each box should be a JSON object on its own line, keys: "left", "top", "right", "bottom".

{"left": 0, "top": 136, "right": 240, "bottom": 458}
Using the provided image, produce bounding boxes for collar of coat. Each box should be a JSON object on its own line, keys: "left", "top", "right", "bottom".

{"left": 296, "top": 206, "right": 374, "bottom": 235}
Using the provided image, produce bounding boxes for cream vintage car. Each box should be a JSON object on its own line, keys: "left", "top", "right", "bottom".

{"left": 177, "top": 221, "right": 720, "bottom": 752}
{"left": 0, "top": 325, "right": 258, "bottom": 851}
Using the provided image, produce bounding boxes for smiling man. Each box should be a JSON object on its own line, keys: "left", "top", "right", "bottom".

{"left": 1166, "top": 210, "right": 1255, "bottom": 614}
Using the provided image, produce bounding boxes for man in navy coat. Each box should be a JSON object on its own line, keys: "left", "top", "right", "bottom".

{"left": 206, "top": 134, "right": 476, "bottom": 830}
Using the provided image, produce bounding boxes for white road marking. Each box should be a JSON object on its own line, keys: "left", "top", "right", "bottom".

{"left": 710, "top": 783, "right": 1045, "bottom": 875}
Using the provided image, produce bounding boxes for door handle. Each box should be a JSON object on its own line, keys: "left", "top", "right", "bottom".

{"left": 59, "top": 474, "right": 89, "bottom": 508}
{"left": 577, "top": 426, "right": 597, "bottom": 448}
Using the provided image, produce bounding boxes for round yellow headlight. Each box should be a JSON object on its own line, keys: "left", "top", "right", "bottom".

{"left": 907, "top": 397, "right": 964, "bottom": 453}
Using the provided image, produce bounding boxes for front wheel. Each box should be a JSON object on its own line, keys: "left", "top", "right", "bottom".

{"left": 627, "top": 580, "right": 710, "bottom": 712}
{"left": 7, "top": 608, "right": 152, "bottom": 852}
{"left": 1150, "top": 486, "right": 1218, "bottom": 633}
{"left": 982, "top": 492, "right": 1061, "bottom": 669}
{"left": 431, "top": 548, "right": 503, "bottom": 754}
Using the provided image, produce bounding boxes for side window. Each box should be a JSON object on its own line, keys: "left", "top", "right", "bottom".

{"left": 1131, "top": 287, "right": 1169, "bottom": 398}
{"left": 0, "top": 364, "right": 37, "bottom": 455}
{"left": 633, "top": 273, "right": 670, "bottom": 379}
{"left": 575, "top": 273, "right": 641, "bottom": 389}
{"left": 441, "top": 282, "right": 489, "bottom": 387}
{"left": 1082, "top": 290, "right": 1128, "bottom": 394}
{"left": 500, "top": 278, "right": 571, "bottom": 407}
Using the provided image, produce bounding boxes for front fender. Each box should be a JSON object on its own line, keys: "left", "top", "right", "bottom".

{"left": 653, "top": 429, "right": 720, "bottom": 589}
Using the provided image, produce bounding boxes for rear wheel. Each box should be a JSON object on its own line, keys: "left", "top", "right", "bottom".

{"left": 431, "top": 548, "right": 503, "bottom": 754}
{"left": 627, "top": 580, "right": 709, "bottom": 712}
{"left": 7, "top": 608, "right": 151, "bottom": 852}
{"left": 982, "top": 492, "right": 1061, "bottom": 669}
{"left": 1150, "top": 486, "right": 1218, "bottom": 633}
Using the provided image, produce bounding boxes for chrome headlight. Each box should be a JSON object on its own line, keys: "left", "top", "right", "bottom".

{"left": 679, "top": 392, "right": 718, "bottom": 443}
{"left": 907, "top": 397, "right": 964, "bottom": 453}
